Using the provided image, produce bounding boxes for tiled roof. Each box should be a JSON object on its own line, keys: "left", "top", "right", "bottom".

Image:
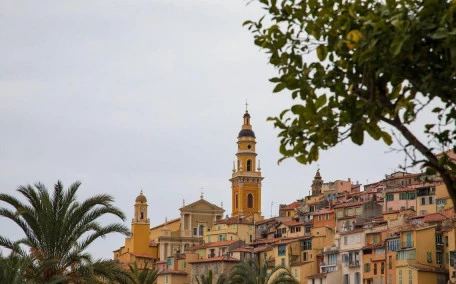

{"left": 231, "top": 247, "right": 252, "bottom": 253}
{"left": 192, "top": 240, "right": 238, "bottom": 249}
{"left": 188, "top": 256, "right": 241, "bottom": 264}
{"left": 281, "top": 201, "right": 300, "bottom": 210}
{"left": 216, "top": 213, "right": 256, "bottom": 225}
{"left": 281, "top": 220, "right": 302, "bottom": 227}
{"left": 253, "top": 245, "right": 273, "bottom": 253}
{"left": 423, "top": 213, "right": 448, "bottom": 223}
{"left": 128, "top": 252, "right": 157, "bottom": 259}
{"left": 312, "top": 209, "right": 334, "bottom": 215}
{"left": 333, "top": 201, "right": 366, "bottom": 209}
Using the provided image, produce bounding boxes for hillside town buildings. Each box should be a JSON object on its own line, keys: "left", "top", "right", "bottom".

{"left": 113, "top": 109, "right": 456, "bottom": 284}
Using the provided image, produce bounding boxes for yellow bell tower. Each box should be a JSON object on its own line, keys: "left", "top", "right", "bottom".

{"left": 131, "top": 191, "right": 150, "bottom": 253}
{"left": 230, "top": 109, "right": 264, "bottom": 217}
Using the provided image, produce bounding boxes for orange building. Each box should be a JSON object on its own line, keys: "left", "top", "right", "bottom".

{"left": 230, "top": 110, "right": 263, "bottom": 217}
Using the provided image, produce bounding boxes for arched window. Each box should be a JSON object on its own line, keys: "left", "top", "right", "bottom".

{"left": 199, "top": 224, "right": 204, "bottom": 236}
{"left": 235, "top": 194, "right": 239, "bottom": 209}
{"left": 140, "top": 212, "right": 144, "bottom": 219}
{"left": 247, "top": 193, "right": 254, "bottom": 208}
{"left": 247, "top": 160, "right": 252, "bottom": 171}
{"left": 237, "top": 160, "right": 240, "bottom": 171}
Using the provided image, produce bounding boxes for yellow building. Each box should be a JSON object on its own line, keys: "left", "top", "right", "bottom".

{"left": 113, "top": 191, "right": 158, "bottom": 268}
{"left": 114, "top": 192, "right": 224, "bottom": 266}
{"left": 230, "top": 110, "right": 263, "bottom": 217}
{"left": 205, "top": 214, "right": 257, "bottom": 244}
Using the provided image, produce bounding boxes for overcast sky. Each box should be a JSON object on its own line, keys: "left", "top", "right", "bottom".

{"left": 0, "top": 0, "right": 414, "bottom": 259}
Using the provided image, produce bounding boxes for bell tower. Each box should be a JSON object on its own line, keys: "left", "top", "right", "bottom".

{"left": 131, "top": 191, "right": 150, "bottom": 253}
{"left": 230, "top": 109, "right": 264, "bottom": 217}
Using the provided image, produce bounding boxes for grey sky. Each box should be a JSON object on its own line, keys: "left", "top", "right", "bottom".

{"left": 1, "top": 0, "right": 409, "bottom": 259}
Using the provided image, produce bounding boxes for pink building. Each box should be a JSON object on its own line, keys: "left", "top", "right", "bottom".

{"left": 383, "top": 187, "right": 417, "bottom": 212}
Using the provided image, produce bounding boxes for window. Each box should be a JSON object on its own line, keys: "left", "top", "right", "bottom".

{"left": 373, "top": 235, "right": 378, "bottom": 244}
{"left": 199, "top": 224, "right": 204, "bottom": 236}
{"left": 386, "top": 194, "right": 394, "bottom": 201}
{"left": 246, "top": 159, "right": 252, "bottom": 171}
{"left": 364, "top": 263, "right": 371, "bottom": 272}
{"left": 247, "top": 193, "right": 253, "bottom": 208}
{"left": 301, "top": 239, "right": 312, "bottom": 250}
{"left": 381, "top": 262, "right": 385, "bottom": 274}
{"left": 235, "top": 194, "right": 238, "bottom": 209}
{"left": 388, "top": 274, "right": 392, "bottom": 284}
{"left": 328, "top": 254, "right": 337, "bottom": 265}
{"left": 397, "top": 250, "right": 416, "bottom": 260}
{"left": 343, "top": 274, "right": 350, "bottom": 284}
{"left": 281, "top": 258, "right": 286, "bottom": 266}
{"left": 408, "top": 270, "right": 412, "bottom": 284}
{"left": 326, "top": 214, "right": 329, "bottom": 220}
{"left": 427, "top": 252, "right": 432, "bottom": 263}
{"left": 355, "top": 207, "right": 362, "bottom": 215}
{"left": 347, "top": 208, "right": 354, "bottom": 216}
{"left": 303, "top": 252, "right": 308, "bottom": 261}
{"left": 249, "top": 234, "right": 253, "bottom": 242}
{"left": 337, "top": 210, "right": 344, "bottom": 218}
{"left": 374, "top": 263, "right": 377, "bottom": 275}
{"left": 398, "top": 270, "right": 402, "bottom": 284}
{"left": 318, "top": 215, "right": 322, "bottom": 221}
{"left": 437, "top": 252, "right": 443, "bottom": 265}
{"left": 278, "top": 245, "right": 286, "bottom": 256}
{"left": 344, "top": 236, "right": 348, "bottom": 245}
{"left": 437, "top": 199, "right": 446, "bottom": 206}
{"left": 389, "top": 255, "right": 392, "bottom": 269}
{"left": 193, "top": 227, "right": 197, "bottom": 236}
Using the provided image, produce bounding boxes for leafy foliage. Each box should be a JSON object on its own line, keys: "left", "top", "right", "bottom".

{"left": 228, "top": 259, "right": 297, "bottom": 284}
{"left": 129, "top": 261, "right": 158, "bottom": 284}
{"left": 195, "top": 269, "right": 227, "bottom": 284}
{"left": 0, "top": 181, "right": 131, "bottom": 283}
{"left": 245, "top": 0, "right": 456, "bottom": 202}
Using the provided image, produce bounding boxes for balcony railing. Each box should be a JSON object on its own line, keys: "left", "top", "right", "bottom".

{"left": 348, "top": 260, "right": 360, "bottom": 267}
{"left": 401, "top": 241, "right": 414, "bottom": 249}
{"left": 323, "top": 246, "right": 339, "bottom": 254}
{"left": 320, "top": 262, "right": 337, "bottom": 267}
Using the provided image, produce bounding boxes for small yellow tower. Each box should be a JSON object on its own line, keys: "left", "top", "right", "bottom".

{"left": 131, "top": 191, "right": 151, "bottom": 253}
{"left": 230, "top": 109, "right": 264, "bottom": 217}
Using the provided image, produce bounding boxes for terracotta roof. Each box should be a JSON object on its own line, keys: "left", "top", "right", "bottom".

{"left": 231, "top": 247, "right": 252, "bottom": 253}
{"left": 407, "top": 263, "right": 446, "bottom": 272}
{"left": 339, "top": 228, "right": 365, "bottom": 235}
{"left": 188, "top": 256, "right": 241, "bottom": 264}
{"left": 216, "top": 213, "right": 256, "bottom": 225}
{"left": 281, "top": 201, "right": 300, "bottom": 210}
{"left": 423, "top": 213, "right": 448, "bottom": 223}
{"left": 281, "top": 220, "right": 302, "bottom": 227}
{"left": 333, "top": 201, "right": 366, "bottom": 209}
{"left": 193, "top": 240, "right": 239, "bottom": 250}
{"left": 312, "top": 209, "right": 334, "bottom": 215}
{"left": 388, "top": 187, "right": 415, "bottom": 193}
{"left": 253, "top": 245, "right": 273, "bottom": 253}
{"left": 255, "top": 217, "right": 277, "bottom": 225}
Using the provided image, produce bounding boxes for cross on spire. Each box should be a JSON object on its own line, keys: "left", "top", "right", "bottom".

{"left": 245, "top": 99, "right": 248, "bottom": 111}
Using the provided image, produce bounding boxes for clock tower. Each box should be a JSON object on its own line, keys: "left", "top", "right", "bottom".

{"left": 230, "top": 109, "right": 264, "bottom": 217}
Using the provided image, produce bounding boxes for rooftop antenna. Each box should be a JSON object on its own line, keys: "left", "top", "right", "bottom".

{"left": 270, "top": 201, "right": 275, "bottom": 218}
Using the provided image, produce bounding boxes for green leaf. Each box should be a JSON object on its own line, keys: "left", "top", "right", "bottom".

{"left": 273, "top": 83, "right": 286, "bottom": 93}
{"left": 316, "top": 45, "right": 328, "bottom": 61}
{"left": 389, "top": 36, "right": 408, "bottom": 56}
{"left": 315, "top": 95, "right": 327, "bottom": 110}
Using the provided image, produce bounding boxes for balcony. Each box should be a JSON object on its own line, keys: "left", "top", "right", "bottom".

{"left": 323, "top": 246, "right": 339, "bottom": 254}
{"left": 401, "top": 241, "right": 414, "bottom": 249}
{"left": 320, "top": 261, "right": 337, "bottom": 267}
{"left": 436, "top": 243, "right": 444, "bottom": 251}
{"left": 348, "top": 260, "right": 360, "bottom": 267}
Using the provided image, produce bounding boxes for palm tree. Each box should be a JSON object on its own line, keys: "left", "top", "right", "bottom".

{"left": 195, "top": 269, "right": 227, "bottom": 284}
{"left": 0, "top": 252, "right": 33, "bottom": 284}
{"left": 128, "top": 261, "right": 158, "bottom": 284}
{"left": 0, "top": 180, "right": 132, "bottom": 283}
{"left": 228, "top": 259, "right": 298, "bottom": 284}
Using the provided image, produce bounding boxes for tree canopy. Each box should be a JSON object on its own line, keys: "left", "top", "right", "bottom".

{"left": 0, "top": 181, "right": 132, "bottom": 283}
{"left": 245, "top": 0, "right": 456, "bottom": 200}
